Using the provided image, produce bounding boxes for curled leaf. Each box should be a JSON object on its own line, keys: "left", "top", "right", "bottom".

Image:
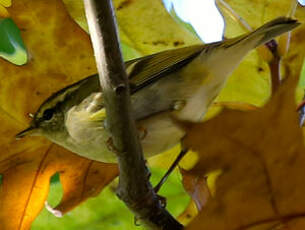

{"left": 180, "top": 168, "right": 210, "bottom": 212}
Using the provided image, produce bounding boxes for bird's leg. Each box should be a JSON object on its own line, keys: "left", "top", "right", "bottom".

{"left": 154, "top": 148, "right": 189, "bottom": 194}
{"left": 137, "top": 125, "right": 148, "bottom": 140}
{"left": 106, "top": 137, "right": 120, "bottom": 154}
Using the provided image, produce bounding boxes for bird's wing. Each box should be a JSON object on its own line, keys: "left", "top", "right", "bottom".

{"left": 63, "top": 45, "right": 206, "bottom": 124}
{"left": 69, "top": 45, "right": 205, "bottom": 123}
{"left": 58, "top": 44, "right": 205, "bottom": 102}
{"left": 126, "top": 44, "right": 205, "bottom": 93}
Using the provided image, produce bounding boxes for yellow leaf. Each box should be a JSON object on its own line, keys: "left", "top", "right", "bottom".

{"left": 0, "top": 143, "right": 118, "bottom": 230}
{"left": 0, "top": 0, "right": 11, "bottom": 7}
{"left": 177, "top": 201, "right": 198, "bottom": 226}
{"left": 180, "top": 150, "right": 199, "bottom": 171}
{"left": 63, "top": 0, "right": 201, "bottom": 56}
{"left": 0, "top": 1, "right": 119, "bottom": 229}
{"left": 0, "top": 4, "right": 9, "bottom": 17}
{"left": 215, "top": 0, "right": 305, "bottom": 107}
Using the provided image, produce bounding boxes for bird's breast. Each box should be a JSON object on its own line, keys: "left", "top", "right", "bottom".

{"left": 63, "top": 105, "right": 185, "bottom": 163}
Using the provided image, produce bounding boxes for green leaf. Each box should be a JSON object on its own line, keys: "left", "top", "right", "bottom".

{"left": 0, "top": 18, "right": 27, "bottom": 65}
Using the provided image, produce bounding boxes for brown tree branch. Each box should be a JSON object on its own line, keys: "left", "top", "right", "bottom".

{"left": 83, "top": 0, "right": 183, "bottom": 229}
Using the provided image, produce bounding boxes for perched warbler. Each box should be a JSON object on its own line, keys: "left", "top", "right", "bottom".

{"left": 16, "top": 17, "right": 299, "bottom": 163}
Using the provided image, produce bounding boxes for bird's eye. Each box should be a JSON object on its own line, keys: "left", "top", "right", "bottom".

{"left": 43, "top": 108, "right": 54, "bottom": 120}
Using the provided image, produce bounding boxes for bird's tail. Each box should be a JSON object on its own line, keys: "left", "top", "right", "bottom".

{"left": 226, "top": 17, "right": 300, "bottom": 49}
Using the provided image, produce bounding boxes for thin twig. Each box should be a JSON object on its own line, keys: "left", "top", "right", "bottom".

{"left": 278, "top": 0, "right": 298, "bottom": 56}
{"left": 83, "top": 0, "right": 183, "bottom": 229}
{"left": 216, "top": 0, "right": 252, "bottom": 32}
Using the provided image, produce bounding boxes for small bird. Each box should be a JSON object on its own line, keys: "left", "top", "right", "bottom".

{"left": 16, "top": 17, "right": 299, "bottom": 164}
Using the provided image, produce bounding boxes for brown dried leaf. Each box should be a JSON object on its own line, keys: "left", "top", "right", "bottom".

{"left": 180, "top": 168, "right": 210, "bottom": 212}
{"left": 0, "top": 144, "right": 118, "bottom": 230}
{"left": 185, "top": 24, "right": 305, "bottom": 230}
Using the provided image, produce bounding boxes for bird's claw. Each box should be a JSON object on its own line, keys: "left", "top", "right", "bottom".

{"left": 137, "top": 126, "right": 148, "bottom": 140}
{"left": 157, "top": 194, "right": 167, "bottom": 208}
{"left": 106, "top": 137, "right": 119, "bottom": 154}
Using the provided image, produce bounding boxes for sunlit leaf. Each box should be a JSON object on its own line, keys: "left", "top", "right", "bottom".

{"left": 0, "top": 0, "right": 11, "bottom": 17}
{"left": 177, "top": 201, "right": 198, "bottom": 226}
{"left": 63, "top": 0, "right": 201, "bottom": 57}
{"left": 0, "top": 1, "right": 118, "bottom": 229}
{"left": 215, "top": 0, "right": 305, "bottom": 107}
{"left": 0, "top": 5, "right": 9, "bottom": 17}
{"left": 0, "top": 0, "right": 11, "bottom": 7}
{"left": 0, "top": 143, "right": 118, "bottom": 230}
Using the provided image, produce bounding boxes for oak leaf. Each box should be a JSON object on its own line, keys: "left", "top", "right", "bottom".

{"left": 0, "top": 1, "right": 118, "bottom": 230}
{"left": 184, "top": 23, "right": 305, "bottom": 230}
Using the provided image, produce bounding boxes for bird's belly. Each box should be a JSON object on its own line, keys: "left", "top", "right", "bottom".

{"left": 64, "top": 124, "right": 116, "bottom": 162}
{"left": 63, "top": 113, "right": 185, "bottom": 163}
{"left": 137, "top": 112, "right": 185, "bottom": 158}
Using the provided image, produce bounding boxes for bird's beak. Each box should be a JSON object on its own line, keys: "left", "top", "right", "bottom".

{"left": 15, "top": 126, "right": 39, "bottom": 139}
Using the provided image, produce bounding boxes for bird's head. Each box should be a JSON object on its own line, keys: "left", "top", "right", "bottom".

{"left": 16, "top": 75, "right": 100, "bottom": 142}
